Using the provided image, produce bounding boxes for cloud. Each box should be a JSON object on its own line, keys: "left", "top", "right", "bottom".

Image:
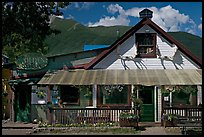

{"left": 198, "top": 17, "right": 202, "bottom": 31}
{"left": 125, "top": 5, "right": 195, "bottom": 33}
{"left": 88, "top": 15, "right": 130, "bottom": 27}
{"left": 107, "top": 4, "right": 125, "bottom": 14}
{"left": 71, "top": 2, "right": 94, "bottom": 10}
{"left": 66, "top": 14, "right": 74, "bottom": 19}
{"left": 88, "top": 4, "right": 130, "bottom": 27}
{"left": 88, "top": 4, "right": 198, "bottom": 35}
{"left": 56, "top": 15, "right": 64, "bottom": 19}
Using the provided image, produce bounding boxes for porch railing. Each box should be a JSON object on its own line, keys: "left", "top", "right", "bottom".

{"left": 49, "top": 107, "right": 137, "bottom": 125}
{"left": 163, "top": 106, "right": 202, "bottom": 121}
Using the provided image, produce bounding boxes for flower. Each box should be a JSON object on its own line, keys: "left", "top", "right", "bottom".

{"left": 162, "top": 114, "right": 178, "bottom": 121}
{"left": 37, "top": 90, "right": 46, "bottom": 99}
{"left": 119, "top": 111, "right": 139, "bottom": 120}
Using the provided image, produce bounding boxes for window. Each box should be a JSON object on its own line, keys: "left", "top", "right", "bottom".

{"left": 60, "top": 85, "right": 79, "bottom": 105}
{"left": 172, "top": 86, "right": 197, "bottom": 107}
{"left": 98, "top": 85, "right": 130, "bottom": 106}
{"left": 135, "top": 33, "right": 156, "bottom": 58}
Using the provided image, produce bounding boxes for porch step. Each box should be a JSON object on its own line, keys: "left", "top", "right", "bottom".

{"left": 139, "top": 122, "right": 161, "bottom": 127}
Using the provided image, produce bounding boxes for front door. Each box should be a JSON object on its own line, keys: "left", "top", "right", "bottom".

{"left": 138, "top": 86, "right": 154, "bottom": 122}
{"left": 14, "top": 85, "right": 31, "bottom": 122}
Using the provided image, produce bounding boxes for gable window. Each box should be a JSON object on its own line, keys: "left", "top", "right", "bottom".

{"left": 135, "top": 33, "right": 156, "bottom": 58}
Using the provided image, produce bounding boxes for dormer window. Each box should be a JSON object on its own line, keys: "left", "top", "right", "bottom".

{"left": 135, "top": 33, "right": 156, "bottom": 58}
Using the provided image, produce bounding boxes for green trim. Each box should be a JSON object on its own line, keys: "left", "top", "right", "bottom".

{"left": 156, "top": 87, "right": 158, "bottom": 121}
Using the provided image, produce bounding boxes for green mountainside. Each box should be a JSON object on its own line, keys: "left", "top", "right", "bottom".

{"left": 168, "top": 32, "right": 202, "bottom": 59}
{"left": 45, "top": 18, "right": 202, "bottom": 60}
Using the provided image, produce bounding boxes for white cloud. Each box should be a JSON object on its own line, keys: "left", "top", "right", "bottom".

{"left": 56, "top": 15, "right": 64, "bottom": 19}
{"left": 66, "top": 14, "right": 74, "bottom": 19}
{"left": 88, "top": 15, "right": 130, "bottom": 27}
{"left": 71, "top": 2, "right": 94, "bottom": 10}
{"left": 88, "top": 4, "right": 129, "bottom": 27}
{"left": 198, "top": 24, "right": 202, "bottom": 31}
{"left": 198, "top": 17, "right": 202, "bottom": 31}
{"left": 107, "top": 4, "right": 125, "bottom": 14}
{"left": 88, "top": 4, "right": 199, "bottom": 35}
{"left": 125, "top": 5, "right": 196, "bottom": 33}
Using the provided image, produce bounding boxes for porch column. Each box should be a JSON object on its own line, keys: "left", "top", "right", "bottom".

{"left": 157, "top": 86, "right": 162, "bottom": 122}
{"left": 154, "top": 86, "right": 157, "bottom": 122}
{"left": 131, "top": 85, "right": 134, "bottom": 108}
{"left": 197, "top": 85, "right": 202, "bottom": 105}
{"left": 169, "top": 91, "right": 172, "bottom": 107}
{"left": 47, "top": 85, "right": 52, "bottom": 124}
{"left": 11, "top": 89, "right": 15, "bottom": 122}
{"left": 93, "top": 85, "right": 97, "bottom": 108}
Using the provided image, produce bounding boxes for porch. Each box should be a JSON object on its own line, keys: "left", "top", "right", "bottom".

{"left": 47, "top": 106, "right": 202, "bottom": 126}
{"left": 36, "top": 69, "right": 202, "bottom": 125}
{"left": 162, "top": 106, "right": 202, "bottom": 127}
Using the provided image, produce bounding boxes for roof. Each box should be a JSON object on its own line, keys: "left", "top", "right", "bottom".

{"left": 84, "top": 17, "right": 202, "bottom": 69}
{"left": 37, "top": 69, "right": 202, "bottom": 86}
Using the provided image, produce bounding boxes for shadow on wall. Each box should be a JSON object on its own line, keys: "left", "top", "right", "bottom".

{"left": 120, "top": 57, "right": 147, "bottom": 70}
{"left": 159, "top": 51, "right": 184, "bottom": 69}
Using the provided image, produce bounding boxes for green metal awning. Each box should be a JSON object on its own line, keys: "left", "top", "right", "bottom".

{"left": 37, "top": 69, "right": 202, "bottom": 86}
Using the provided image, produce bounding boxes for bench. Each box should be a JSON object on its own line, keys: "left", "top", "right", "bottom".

{"left": 177, "top": 116, "right": 202, "bottom": 135}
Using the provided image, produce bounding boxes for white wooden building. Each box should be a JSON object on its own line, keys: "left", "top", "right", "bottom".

{"left": 38, "top": 9, "right": 202, "bottom": 123}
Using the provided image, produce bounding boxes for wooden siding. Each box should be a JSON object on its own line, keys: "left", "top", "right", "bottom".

{"left": 93, "top": 25, "right": 199, "bottom": 70}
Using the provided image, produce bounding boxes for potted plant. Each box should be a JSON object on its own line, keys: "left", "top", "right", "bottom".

{"left": 119, "top": 111, "right": 139, "bottom": 127}
{"left": 162, "top": 114, "right": 178, "bottom": 127}
{"left": 131, "top": 87, "right": 143, "bottom": 121}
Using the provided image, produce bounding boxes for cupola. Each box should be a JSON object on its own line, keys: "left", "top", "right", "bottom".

{"left": 139, "top": 9, "right": 153, "bottom": 19}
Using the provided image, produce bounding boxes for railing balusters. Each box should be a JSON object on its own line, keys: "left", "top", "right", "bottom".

{"left": 49, "top": 107, "right": 143, "bottom": 125}
{"left": 163, "top": 106, "right": 202, "bottom": 122}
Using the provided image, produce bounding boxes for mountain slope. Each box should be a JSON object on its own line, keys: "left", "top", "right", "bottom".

{"left": 45, "top": 18, "right": 202, "bottom": 60}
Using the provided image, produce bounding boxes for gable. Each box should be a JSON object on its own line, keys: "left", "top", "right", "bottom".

{"left": 85, "top": 18, "right": 202, "bottom": 69}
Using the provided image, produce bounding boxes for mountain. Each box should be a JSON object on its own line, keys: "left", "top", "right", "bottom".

{"left": 45, "top": 18, "right": 202, "bottom": 60}
{"left": 168, "top": 32, "right": 202, "bottom": 59}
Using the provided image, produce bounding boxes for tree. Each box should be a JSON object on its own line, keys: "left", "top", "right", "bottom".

{"left": 2, "top": 2, "right": 70, "bottom": 62}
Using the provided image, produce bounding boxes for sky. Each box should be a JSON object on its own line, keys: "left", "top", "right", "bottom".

{"left": 58, "top": 2, "right": 202, "bottom": 37}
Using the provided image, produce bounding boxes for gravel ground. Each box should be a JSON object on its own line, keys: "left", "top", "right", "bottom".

{"left": 163, "top": 127, "right": 182, "bottom": 135}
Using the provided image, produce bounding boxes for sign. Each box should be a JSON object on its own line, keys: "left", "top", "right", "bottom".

{"left": 16, "top": 52, "right": 48, "bottom": 70}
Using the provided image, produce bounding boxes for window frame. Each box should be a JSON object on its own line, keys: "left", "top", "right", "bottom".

{"left": 96, "top": 85, "right": 131, "bottom": 108}
{"left": 60, "top": 85, "right": 80, "bottom": 105}
{"left": 135, "top": 33, "right": 157, "bottom": 58}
